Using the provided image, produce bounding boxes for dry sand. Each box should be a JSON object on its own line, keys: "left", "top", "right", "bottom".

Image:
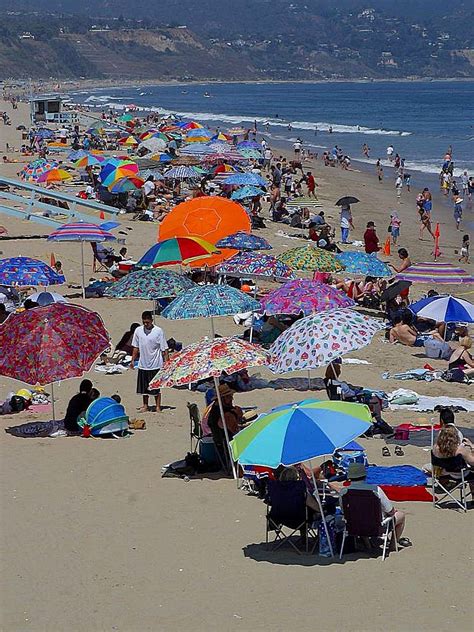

{"left": 0, "top": 99, "right": 473, "bottom": 632}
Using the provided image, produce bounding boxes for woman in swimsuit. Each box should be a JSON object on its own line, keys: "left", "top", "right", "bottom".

{"left": 448, "top": 336, "right": 474, "bottom": 378}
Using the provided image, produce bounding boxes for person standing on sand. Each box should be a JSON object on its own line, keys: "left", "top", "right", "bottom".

{"left": 306, "top": 171, "right": 317, "bottom": 198}
{"left": 387, "top": 144, "right": 394, "bottom": 162}
{"left": 130, "top": 311, "right": 169, "bottom": 413}
{"left": 364, "top": 221, "right": 380, "bottom": 254}
{"left": 389, "top": 212, "right": 401, "bottom": 245}
{"left": 395, "top": 175, "right": 403, "bottom": 202}
{"left": 453, "top": 195, "right": 463, "bottom": 230}
{"left": 340, "top": 205, "right": 354, "bottom": 244}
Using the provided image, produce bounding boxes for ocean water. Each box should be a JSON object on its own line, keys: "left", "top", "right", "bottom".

{"left": 70, "top": 80, "right": 474, "bottom": 176}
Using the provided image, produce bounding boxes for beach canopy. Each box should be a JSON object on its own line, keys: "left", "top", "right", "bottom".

{"left": 277, "top": 245, "right": 344, "bottom": 273}
{"left": 216, "top": 252, "right": 295, "bottom": 281}
{"left": 409, "top": 295, "right": 474, "bottom": 323}
{"left": 230, "top": 399, "right": 372, "bottom": 468}
{"left": 223, "top": 173, "right": 267, "bottom": 187}
{"left": 150, "top": 336, "right": 271, "bottom": 389}
{"left": 0, "top": 303, "right": 109, "bottom": 386}
{"left": 216, "top": 231, "right": 272, "bottom": 251}
{"left": 138, "top": 237, "right": 218, "bottom": 267}
{"left": 162, "top": 284, "right": 260, "bottom": 321}
{"left": 159, "top": 197, "right": 251, "bottom": 267}
{"left": 396, "top": 262, "right": 474, "bottom": 284}
{"left": 261, "top": 279, "right": 355, "bottom": 316}
{"left": 105, "top": 269, "right": 195, "bottom": 300}
{"left": 81, "top": 397, "right": 129, "bottom": 437}
{"left": 336, "top": 252, "right": 392, "bottom": 277}
{"left": 269, "top": 309, "right": 384, "bottom": 374}
{"left": 0, "top": 256, "right": 64, "bottom": 287}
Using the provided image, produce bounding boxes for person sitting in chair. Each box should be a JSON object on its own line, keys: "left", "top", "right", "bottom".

{"left": 206, "top": 384, "right": 244, "bottom": 465}
{"left": 432, "top": 425, "right": 474, "bottom": 497}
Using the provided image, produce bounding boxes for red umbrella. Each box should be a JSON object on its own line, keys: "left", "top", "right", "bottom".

{"left": 0, "top": 303, "right": 110, "bottom": 418}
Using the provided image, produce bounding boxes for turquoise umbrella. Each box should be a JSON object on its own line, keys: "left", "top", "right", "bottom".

{"left": 336, "top": 252, "right": 392, "bottom": 277}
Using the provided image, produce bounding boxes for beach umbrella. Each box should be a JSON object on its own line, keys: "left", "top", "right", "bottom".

{"left": 230, "top": 186, "right": 265, "bottom": 200}
{"left": 335, "top": 196, "right": 360, "bottom": 206}
{"left": 108, "top": 176, "right": 145, "bottom": 193}
{"left": 230, "top": 398, "right": 372, "bottom": 553}
{"left": 34, "top": 128, "right": 55, "bottom": 140}
{"left": 119, "top": 114, "right": 134, "bottom": 122}
{"left": 27, "top": 291, "right": 68, "bottom": 306}
{"left": 239, "top": 148, "right": 262, "bottom": 159}
{"left": 164, "top": 166, "right": 199, "bottom": 180}
{"left": 181, "top": 143, "right": 214, "bottom": 156}
{"left": 139, "top": 137, "right": 167, "bottom": 153}
{"left": 182, "top": 121, "right": 203, "bottom": 130}
{"left": 160, "top": 197, "right": 251, "bottom": 267}
{"left": 137, "top": 237, "right": 219, "bottom": 267}
{"left": 118, "top": 135, "right": 139, "bottom": 146}
{"left": 237, "top": 141, "right": 260, "bottom": 149}
{"left": 105, "top": 269, "right": 195, "bottom": 300}
{"left": 223, "top": 173, "right": 267, "bottom": 187}
{"left": 150, "top": 153, "right": 173, "bottom": 163}
{"left": 0, "top": 303, "right": 110, "bottom": 419}
{"left": 210, "top": 132, "right": 232, "bottom": 142}
{"left": 409, "top": 295, "right": 474, "bottom": 323}
{"left": 185, "top": 128, "right": 212, "bottom": 142}
{"left": 204, "top": 151, "right": 246, "bottom": 163}
{"left": 18, "top": 159, "right": 59, "bottom": 181}
{"left": 73, "top": 153, "right": 105, "bottom": 169}
{"left": 396, "top": 262, "right": 474, "bottom": 284}
{"left": 0, "top": 256, "right": 64, "bottom": 287}
{"left": 48, "top": 222, "right": 116, "bottom": 296}
{"left": 37, "top": 168, "right": 73, "bottom": 184}
{"left": 216, "top": 231, "right": 272, "bottom": 251}
{"left": 140, "top": 169, "right": 164, "bottom": 180}
{"left": 162, "top": 284, "right": 260, "bottom": 336}
{"left": 269, "top": 309, "right": 384, "bottom": 374}
{"left": 277, "top": 245, "right": 344, "bottom": 273}
{"left": 216, "top": 252, "right": 295, "bottom": 281}
{"left": 379, "top": 280, "right": 411, "bottom": 303}
{"left": 150, "top": 336, "right": 272, "bottom": 479}
{"left": 286, "top": 197, "right": 322, "bottom": 209}
{"left": 99, "top": 158, "right": 139, "bottom": 187}
{"left": 336, "top": 252, "right": 392, "bottom": 277}
{"left": 261, "top": 279, "right": 355, "bottom": 316}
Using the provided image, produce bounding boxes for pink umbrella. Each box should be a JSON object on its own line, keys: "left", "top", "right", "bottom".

{"left": 261, "top": 279, "right": 355, "bottom": 315}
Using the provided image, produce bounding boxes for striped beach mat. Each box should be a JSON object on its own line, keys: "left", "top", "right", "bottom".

{"left": 286, "top": 197, "right": 322, "bottom": 208}
{"left": 397, "top": 262, "right": 474, "bottom": 284}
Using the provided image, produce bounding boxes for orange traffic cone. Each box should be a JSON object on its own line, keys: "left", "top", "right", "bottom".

{"left": 99, "top": 210, "right": 105, "bottom": 220}
{"left": 383, "top": 236, "right": 391, "bottom": 256}
{"left": 50, "top": 252, "right": 56, "bottom": 267}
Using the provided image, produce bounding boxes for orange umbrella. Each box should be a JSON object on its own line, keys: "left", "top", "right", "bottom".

{"left": 37, "top": 168, "right": 73, "bottom": 183}
{"left": 159, "top": 197, "right": 251, "bottom": 266}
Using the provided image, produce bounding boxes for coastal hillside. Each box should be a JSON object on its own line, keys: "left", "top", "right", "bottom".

{"left": 1, "top": 0, "right": 473, "bottom": 80}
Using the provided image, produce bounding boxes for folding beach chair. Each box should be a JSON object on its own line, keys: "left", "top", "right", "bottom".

{"left": 187, "top": 402, "right": 202, "bottom": 452}
{"left": 265, "top": 480, "right": 318, "bottom": 554}
{"left": 91, "top": 242, "right": 110, "bottom": 273}
{"left": 339, "top": 488, "right": 398, "bottom": 561}
{"left": 431, "top": 452, "right": 472, "bottom": 512}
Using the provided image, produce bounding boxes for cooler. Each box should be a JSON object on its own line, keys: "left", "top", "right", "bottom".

{"left": 199, "top": 436, "right": 219, "bottom": 465}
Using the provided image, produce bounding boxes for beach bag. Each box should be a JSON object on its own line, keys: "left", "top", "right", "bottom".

{"left": 333, "top": 449, "right": 367, "bottom": 474}
{"left": 442, "top": 368, "right": 466, "bottom": 384}
{"left": 424, "top": 338, "right": 451, "bottom": 360}
{"left": 389, "top": 389, "right": 419, "bottom": 405}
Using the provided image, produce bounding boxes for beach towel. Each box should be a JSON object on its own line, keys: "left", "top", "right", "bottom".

{"left": 380, "top": 485, "right": 434, "bottom": 502}
{"left": 5, "top": 419, "right": 64, "bottom": 438}
{"left": 388, "top": 395, "right": 474, "bottom": 412}
{"left": 386, "top": 426, "right": 474, "bottom": 448}
{"left": 366, "top": 465, "right": 427, "bottom": 487}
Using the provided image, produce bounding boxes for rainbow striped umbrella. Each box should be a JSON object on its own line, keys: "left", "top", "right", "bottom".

{"left": 19, "top": 159, "right": 59, "bottom": 181}
{"left": 48, "top": 222, "right": 115, "bottom": 295}
{"left": 138, "top": 237, "right": 219, "bottom": 267}
{"left": 108, "top": 176, "right": 144, "bottom": 193}
{"left": 99, "top": 159, "right": 139, "bottom": 187}
{"left": 37, "top": 168, "right": 73, "bottom": 183}
{"left": 73, "top": 153, "right": 105, "bottom": 169}
{"left": 397, "top": 262, "right": 474, "bottom": 284}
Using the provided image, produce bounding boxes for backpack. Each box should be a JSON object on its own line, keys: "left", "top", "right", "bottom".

{"left": 442, "top": 369, "right": 466, "bottom": 384}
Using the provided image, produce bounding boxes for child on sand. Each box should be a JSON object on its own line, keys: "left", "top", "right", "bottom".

{"left": 459, "top": 234, "right": 470, "bottom": 264}
{"left": 390, "top": 212, "right": 401, "bottom": 245}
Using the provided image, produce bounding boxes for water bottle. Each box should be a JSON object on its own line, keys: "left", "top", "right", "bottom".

{"left": 319, "top": 516, "right": 335, "bottom": 557}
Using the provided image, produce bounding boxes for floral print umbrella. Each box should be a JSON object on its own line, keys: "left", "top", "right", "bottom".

{"left": 150, "top": 337, "right": 272, "bottom": 389}
{"left": 336, "top": 252, "right": 392, "bottom": 277}
{"left": 216, "top": 252, "right": 295, "bottom": 281}
{"left": 162, "top": 284, "right": 260, "bottom": 320}
{"left": 261, "top": 279, "right": 355, "bottom": 315}
{"left": 216, "top": 232, "right": 272, "bottom": 251}
{"left": 269, "top": 309, "right": 384, "bottom": 374}
{"left": 277, "top": 245, "right": 344, "bottom": 273}
{"left": 0, "top": 256, "right": 64, "bottom": 286}
{"left": 105, "top": 269, "right": 195, "bottom": 300}
{"left": 0, "top": 303, "right": 110, "bottom": 385}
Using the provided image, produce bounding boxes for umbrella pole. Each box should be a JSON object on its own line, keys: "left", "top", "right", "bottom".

{"left": 51, "top": 382, "right": 56, "bottom": 421}
{"left": 80, "top": 241, "right": 85, "bottom": 299}
{"left": 307, "top": 369, "right": 311, "bottom": 390}
{"left": 249, "top": 282, "right": 257, "bottom": 343}
{"left": 210, "top": 316, "right": 215, "bottom": 338}
{"left": 213, "top": 375, "right": 237, "bottom": 480}
{"left": 308, "top": 458, "right": 334, "bottom": 557}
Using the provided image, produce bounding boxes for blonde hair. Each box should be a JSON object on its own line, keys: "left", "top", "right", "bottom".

{"left": 459, "top": 336, "right": 472, "bottom": 350}
{"left": 437, "top": 426, "right": 460, "bottom": 457}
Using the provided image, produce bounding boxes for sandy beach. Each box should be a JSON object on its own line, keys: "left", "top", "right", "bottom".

{"left": 0, "top": 97, "right": 472, "bottom": 632}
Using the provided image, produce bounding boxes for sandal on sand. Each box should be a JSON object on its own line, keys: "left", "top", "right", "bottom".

{"left": 395, "top": 446, "right": 404, "bottom": 456}
{"left": 382, "top": 447, "right": 391, "bottom": 457}
{"left": 398, "top": 537, "right": 412, "bottom": 548}
{"left": 129, "top": 418, "right": 146, "bottom": 430}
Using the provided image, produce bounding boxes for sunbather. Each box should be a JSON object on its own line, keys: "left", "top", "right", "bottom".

{"left": 448, "top": 336, "right": 474, "bottom": 378}
{"left": 432, "top": 426, "right": 474, "bottom": 496}
{"left": 389, "top": 312, "right": 444, "bottom": 347}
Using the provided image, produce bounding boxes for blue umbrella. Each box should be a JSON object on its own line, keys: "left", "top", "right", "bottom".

{"left": 336, "top": 252, "right": 392, "bottom": 277}
{"left": 231, "top": 186, "right": 265, "bottom": 200}
{"left": 162, "top": 284, "right": 260, "bottom": 336}
{"left": 0, "top": 257, "right": 64, "bottom": 287}
{"left": 34, "top": 128, "right": 55, "bottom": 139}
{"left": 27, "top": 291, "right": 68, "bottom": 306}
{"left": 224, "top": 173, "right": 267, "bottom": 187}
{"left": 237, "top": 141, "right": 260, "bottom": 149}
{"left": 164, "top": 166, "right": 199, "bottom": 179}
{"left": 409, "top": 295, "right": 474, "bottom": 323}
{"left": 216, "top": 231, "right": 272, "bottom": 251}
